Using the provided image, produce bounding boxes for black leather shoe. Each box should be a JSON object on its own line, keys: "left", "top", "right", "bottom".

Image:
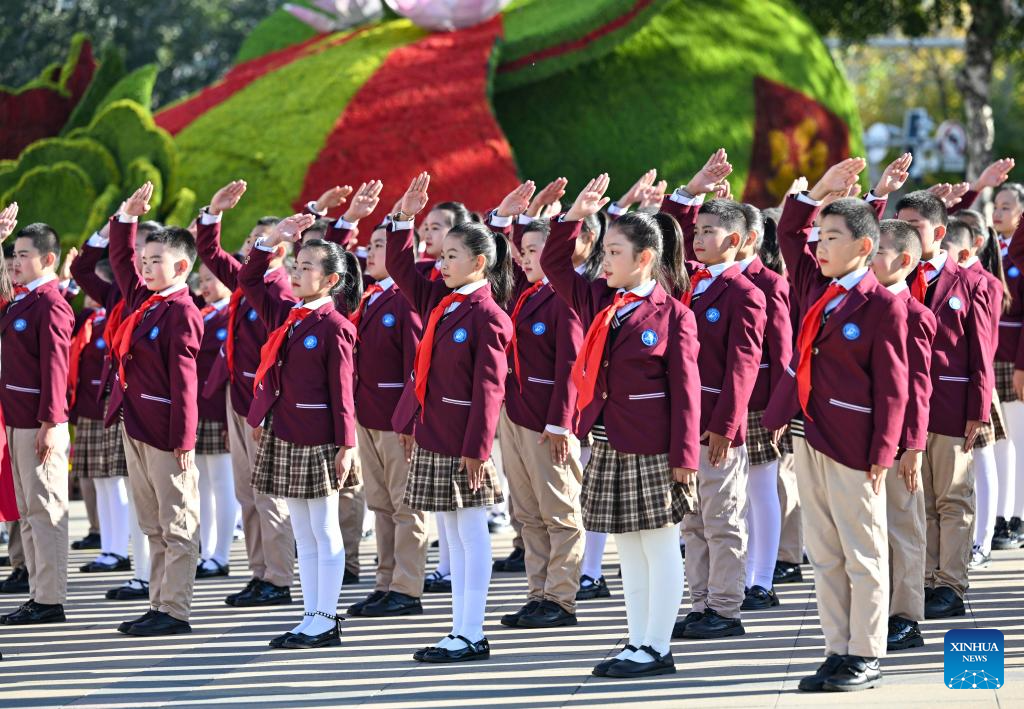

{"left": 117, "top": 609, "right": 159, "bottom": 633}
{"left": 741, "top": 585, "right": 780, "bottom": 610}
{"left": 421, "top": 635, "right": 490, "bottom": 663}
{"left": 423, "top": 571, "right": 451, "bottom": 594}
{"left": 270, "top": 613, "right": 314, "bottom": 648}
{"left": 682, "top": 608, "right": 744, "bottom": 638}
{"left": 576, "top": 575, "right": 611, "bottom": 601}
{"left": 493, "top": 547, "right": 525, "bottom": 573}
{"left": 605, "top": 645, "right": 676, "bottom": 678}
{"left": 887, "top": 615, "right": 924, "bottom": 651}
{"left": 592, "top": 644, "right": 638, "bottom": 677}
{"left": 823, "top": 655, "right": 882, "bottom": 691}
{"left": 501, "top": 600, "right": 541, "bottom": 627}
{"left": 0, "top": 555, "right": 8, "bottom": 566}
{"left": 71, "top": 532, "right": 102, "bottom": 550}
{"left": 107, "top": 579, "right": 149, "bottom": 600}
{"left": 0, "top": 600, "right": 65, "bottom": 625}
{"left": 361, "top": 591, "right": 423, "bottom": 617}
{"left": 798, "top": 654, "right": 846, "bottom": 692}
{"left": 343, "top": 569, "right": 360, "bottom": 585}
{"left": 672, "top": 610, "right": 705, "bottom": 639}
{"left": 80, "top": 554, "right": 131, "bottom": 573}
{"left": 773, "top": 560, "right": 803, "bottom": 584}
{"left": 1008, "top": 517, "right": 1024, "bottom": 548}
{"left": 992, "top": 516, "right": 1017, "bottom": 549}
{"left": 518, "top": 599, "right": 578, "bottom": 628}
{"left": 195, "top": 560, "right": 229, "bottom": 578}
{"left": 413, "top": 635, "right": 453, "bottom": 662}
{"left": 225, "top": 578, "right": 259, "bottom": 606}
{"left": 0, "top": 566, "right": 29, "bottom": 594}
{"left": 232, "top": 580, "right": 292, "bottom": 607}
{"left": 924, "top": 586, "right": 965, "bottom": 618}
{"left": 123, "top": 610, "right": 192, "bottom": 636}
{"left": 347, "top": 590, "right": 386, "bottom": 617}
{"left": 282, "top": 612, "right": 342, "bottom": 648}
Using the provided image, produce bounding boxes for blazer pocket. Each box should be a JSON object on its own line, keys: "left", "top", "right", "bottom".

{"left": 828, "top": 398, "right": 872, "bottom": 414}
{"left": 4, "top": 384, "right": 40, "bottom": 394}
{"left": 140, "top": 393, "right": 172, "bottom": 405}
{"left": 295, "top": 403, "right": 328, "bottom": 409}
{"left": 441, "top": 397, "right": 472, "bottom": 407}
{"left": 938, "top": 375, "right": 970, "bottom": 383}
{"left": 629, "top": 392, "right": 667, "bottom": 400}
{"left": 527, "top": 377, "right": 555, "bottom": 385}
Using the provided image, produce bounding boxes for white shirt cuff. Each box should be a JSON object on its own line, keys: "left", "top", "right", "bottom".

{"left": 391, "top": 219, "right": 414, "bottom": 231}
{"left": 864, "top": 190, "right": 882, "bottom": 203}
{"left": 254, "top": 237, "right": 275, "bottom": 253}
{"left": 118, "top": 214, "right": 138, "bottom": 224}
{"left": 489, "top": 213, "right": 513, "bottom": 228}
{"left": 306, "top": 201, "right": 326, "bottom": 217}
{"left": 607, "top": 202, "right": 628, "bottom": 216}
{"left": 87, "top": 232, "right": 109, "bottom": 248}
{"left": 808, "top": 226, "right": 820, "bottom": 243}
{"left": 334, "top": 217, "right": 357, "bottom": 230}
{"left": 544, "top": 424, "right": 570, "bottom": 435}
{"left": 795, "top": 192, "right": 821, "bottom": 207}
{"left": 517, "top": 214, "right": 534, "bottom": 225}
{"left": 200, "top": 209, "right": 222, "bottom": 225}
{"left": 669, "top": 190, "right": 704, "bottom": 206}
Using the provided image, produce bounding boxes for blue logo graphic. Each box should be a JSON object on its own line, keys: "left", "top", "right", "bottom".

{"left": 842, "top": 323, "right": 860, "bottom": 341}
{"left": 705, "top": 307, "right": 720, "bottom": 323}
{"left": 453, "top": 328, "right": 468, "bottom": 343}
{"left": 531, "top": 322, "right": 546, "bottom": 335}
{"left": 216, "top": 327, "right": 228, "bottom": 341}
{"left": 641, "top": 329, "right": 658, "bottom": 346}
{"left": 303, "top": 335, "right": 318, "bottom": 349}
{"left": 12, "top": 318, "right": 27, "bottom": 332}
{"left": 945, "top": 629, "right": 1003, "bottom": 689}
{"left": 1009, "top": 266, "right": 1020, "bottom": 278}
{"left": 949, "top": 296, "right": 963, "bottom": 311}
{"left": 148, "top": 326, "right": 159, "bottom": 340}
{"left": 381, "top": 313, "right": 396, "bottom": 328}
{"left": 247, "top": 308, "right": 258, "bottom": 321}
{"left": 96, "top": 337, "right": 106, "bottom": 350}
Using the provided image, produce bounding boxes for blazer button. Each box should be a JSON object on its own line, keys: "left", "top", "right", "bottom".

{"left": 126, "top": 354, "right": 132, "bottom": 360}
{"left": 601, "top": 392, "right": 608, "bottom": 400}
{"left": 602, "top": 360, "right": 609, "bottom": 368}
{"left": 812, "top": 347, "right": 819, "bottom": 355}
{"left": 275, "top": 389, "right": 280, "bottom": 396}
{"left": 508, "top": 367, "right": 513, "bottom": 374}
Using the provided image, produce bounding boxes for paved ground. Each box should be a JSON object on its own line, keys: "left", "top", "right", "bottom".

{"left": 0, "top": 501, "right": 1021, "bottom": 708}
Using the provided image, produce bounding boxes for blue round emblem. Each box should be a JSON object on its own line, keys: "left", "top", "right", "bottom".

{"left": 148, "top": 326, "right": 160, "bottom": 340}
{"left": 842, "top": 323, "right": 860, "bottom": 341}
{"left": 641, "top": 329, "right": 658, "bottom": 346}
{"left": 706, "top": 307, "right": 721, "bottom": 323}
{"left": 96, "top": 337, "right": 106, "bottom": 350}
{"left": 382, "top": 313, "right": 396, "bottom": 327}
{"left": 247, "top": 308, "right": 258, "bottom": 321}
{"left": 1009, "top": 266, "right": 1020, "bottom": 279}
{"left": 12, "top": 318, "right": 27, "bottom": 332}
{"left": 453, "top": 328, "right": 468, "bottom": 343}
{"left": 303, "top": 335, "right": 318, "bottom": 349}
{"left": 531, "top": 322, "right": 546, "bottom": 335}
{"left": 949, "top": 296, "right": 963, "bottom": 311}
{"left": 216, "top": 327, "right": 228, "bottom": 341}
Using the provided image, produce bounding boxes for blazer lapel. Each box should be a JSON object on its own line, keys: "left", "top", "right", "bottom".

{"left": 131, "top": 299, "right": 173, "bottom": 347}
{"left": 365, "top": 286, "right": 398, "bottom": 318}
{"left": 930, "top": 257, "right": 958, "bottom": 312}
{"left": 820, "top": 272, "right": 873, "bottom": 340}
{"left": 287, "top": 302, "right": 334, "bottom": 350}
{"left": 0, "top": 292, "right": 34, "bottom": 332}
{"left": 690, "top": 266, "right": 738, "bottom": 318}
{"left": 612, "top": 284, "right": 668, "bottom": 351}
{"left": 435, "top": 284, "right": 490, "bottom": 341}
{"left": 518, "top": 284, "right": 554, "bottom": 323}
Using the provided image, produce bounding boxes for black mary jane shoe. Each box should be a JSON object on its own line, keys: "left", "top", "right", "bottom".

{"left": 575, "top": 575, "right": 611, "bottom": 601}
{"left": 421, "top": 635, "right": 490, "bottom": 663}
{"left": 605, "top": 645, "right": 676, "bottom": 678}
{"left": 80, "top": 554, "right": 131, "bottom": 574}
{"left": 413, "top": 635, "right": 454, "bottom": 662}
{"left": 500, "top": 600, "right": 540, "bottom": 628}
{"left": 195, "top": 560, "right": 230, "bottom": 579}
{"left": 347, "top": 590, "right": 386, "bottom": 617}
{"left": 270, "top": 613, "right": 314, "bottom": 648}
{"left": 282, "top": 612, "right": 342, "bottom": 649}
{"left": 71, "top": 532, "right": 102, "bottom": 550}
{"left": 741, "top": 585, "right": 781, "bottom": 610}
{"left": 106, "top": 579, "right": 149, "bottom": 601}
{"left": 423, "top": 571, "right": 452, "bottom": 594}
{"left": 592, "top": 644, "right": 638, "bottom": 677}
{"left": 798, "top": 654, "right": 846, "bottom": 692}
{"left": 773, "top": 560, "right": 803, "bottom": 584}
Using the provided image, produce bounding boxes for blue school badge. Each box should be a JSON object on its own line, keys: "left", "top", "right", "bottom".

{"left": 216, "top": 327, "right": 228, "bottom": 341}
{"left": 247, "top": 308, "right": 258, "bottom": 321}
{"left": 96, "top": 337, "right": 106, "bottom": 350}
{"left": 705, "top": 307, "right": 721, "bottom": 323}
{"left": 381, "top": 313, "right": 396, "bottom": 328}
{"left": 1009, "top": 266, "right": 1020, "bottom": 278}
{"left": 148, "top": 326, "right": 160, "bottom": 340}
{"left": 303, "top": 335, "right": 318, "bottom": 349}
{"left": 842, "top": 323, "right": 860, "bottom": 341}
{"left": 12, "top": 318, "right": 27, "bottom": 332}
{"left": 641, "top": 329, "right": 658, "bottom": 346}
{"left": 949, "top": 296, "right": 963, "bottom": 311}
{"left": 453, "top": 328, "right": 468, "bottom": 343}
{"left": 531, "top": 322, "right": 546, "bottom": 335}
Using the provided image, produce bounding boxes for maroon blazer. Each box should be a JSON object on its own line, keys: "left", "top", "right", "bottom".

{"left": 197, "top": 304, "right": 230, "bottom": 423}
{"left": 71, "top": 240, "right": 124, "bottom": 406}
{"left": 897, "top": 288, "right": 937, "bottom": 451}
{"left": 505, "top": 283, "right": 584, "bottom": 433}
{"left": 107, "top": 218, "right": 203, "bottom": 452}
{"left": 964, "top": 260, "right": 1002, "bottom": 356}
{"left": 761, "top": 355, "right": 799, "bottom": 432}
{"left": 997, "top": 218, "right": 1024, "bottom": 368}
{"left": 743, "top": 259, "right": 793, "bottom": 412}
{"left": 352, "top": 285, "right": 422, "bottom": 432}
{"left": 539, "top": 216, "right": 702, "bottom": 470}
{"left": 241, "top": 247, "right": 356, "bottom": 448}
{"left": 196, "top": 220, "right": 296, "bottom": 417}
{"left": 0, "top": 279, "right": 74, "bottom": 428}
{"left": 778, "top": 196, "right": 909, "bottom": 471}
{"left": 69, "top": 308, "right": 109, "bottom": 422}
{"left": 386, "top": 224, "right": 513, "bottom": 460}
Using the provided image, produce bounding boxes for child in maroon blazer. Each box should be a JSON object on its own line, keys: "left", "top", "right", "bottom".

{"left": 778, "top": 158, "right": 910, "bottom": 692}
{"left": 415, "top": 199, "right": 479, "bottom": 280}
{"left": 193, "top": 263, "right": 236, "bottom": 579}
{"left": 105, "top": 181, "right": 204, "bottom": 637}
{"left": 241, "top": 213, "right": 360, "bottom": 650}
{"left": 0, "top": 210, "right": 75, "bottom": 626}
{"left": 386, "top": 172, "right": 514, "bottom": 664}
{"left": 197, "top": 180, "right": 296, "bottom": 609}
{"left": 871, "top": 219, "right": 936, "bottom": 653}
{"left": 541, "top": 174, "right": 701, "bottom": 679}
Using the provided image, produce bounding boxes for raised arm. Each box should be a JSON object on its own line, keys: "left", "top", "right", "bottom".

{"left": 385, "top": 172, "right": 447, "bottom": 316}
{"left": 72, "top": 227, "right": 115, "bottom": 307}
{"left": 320, "top": 180, "right": 382, "bottom": 249}
{"left": 240, "top": 214, "right": 312, "bottom": 329}
{"left": 109, "top": 183, "right": 155, "bottom": 308}
{"left": 661, "top": 149, "right": 733, "bottom": 259}
{"left": 197, "top": 179, "right": 251, "bottom": 290}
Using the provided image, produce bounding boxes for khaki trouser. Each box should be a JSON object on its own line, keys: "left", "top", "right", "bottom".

{"left": 358, "top": 424, "right": 427, "bottom": 596}
{"left": 498, "top": 409, "right": 584, "bottom": 612}
{"left": 7, "top": 520, "right": 24, "bottom": 568}
{"left": 922, "top": 432, "right": 974, "bottom": 596}
{"left": 79, "top": 475, "right": 100, "bottom": 535}
{"left": 886, "top": 457, "right": 926, "bottom": 621}
{"left": 7, "top": 426, "right": 69, "bottom": 604}
{"left": 795, "top": 437, "right": 888, "bottom": 658}
{"left": 682, "top": 443, "right": 748, "bottom": 619}
{"left": 122, "top": 433, "right": 200, "bottom": 621}
{"left": 509, "top": 497, "right": 524, "bottom": 551}
{"left": 339, "top": 473, "right": 365, "bottom": 576}
{"left": 777, "top": 452, "right": 803, "bottom": 564}
{"left": 225, "top": 391, "right": 294, "bottom": 587}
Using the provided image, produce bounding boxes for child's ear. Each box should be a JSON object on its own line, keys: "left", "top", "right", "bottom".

{"left": 175, "top": 259, "right": 191, "bottom": 277}
{"left": 958, "top": 248, "right": 971, "bottom": 263}
{"left": 934, "top": 224, "right": 947, "bottom": 241}
{"left": 43, "top": 252, "right": 58, "bottom": 269}
{"left": 901, "top": 253, "right": 912, "bottom": 269}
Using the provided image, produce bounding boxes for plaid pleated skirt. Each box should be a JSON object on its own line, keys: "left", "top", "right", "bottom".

{"left": 105, "top": 419, "right": 129, "bottom": 477}
{"left": 72, "top": 417, "right": 119, "bottom": 478}
{"left": 581, "top": 441, "right": 696, "bottom": 534}
{"left": 195, "top": 418, "right": 228, "bottom": 456}
{"left": 404, "top": 447, "right": 503, "bottom": 512}
{"left": 746, "top": 409, "right": 781, "bottom": 466}
{"left": 252, "top": 422, "right": 342, "bottom": 499}
{"left": 974, "top": 390, "right": 1007, "bottom": 448}
{"left": 994, "top": 360, "right": 1018, "bottom": 403}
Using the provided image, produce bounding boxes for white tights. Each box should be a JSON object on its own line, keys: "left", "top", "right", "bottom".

{"left": 436, "top": 507, "right": 491, "bottom": 647}
{"left": 973, "top": 444, "right": 999, "bottom": 553}
{"left": 286, "top": 493, "right": 345, "bottom": 636}
{"left": 93, "top": 477, "right": 130, "bottom": 559}
{"left": 745, "top": 461, "right": 781, "bottom": 589}
{"left": 1002, "top": 400, "right": 1024, "bottom": 518}
{"left": 196, "top": 453, "right": 237, "bottom": 566}
{"left": 615, "top": 525, "right": 685, "bottom": 661}
{"left": 434, "top": 512, "right": 450, "bottom": 577}
{"left": 126, "top": 486, "right": 150, "bottom": 582}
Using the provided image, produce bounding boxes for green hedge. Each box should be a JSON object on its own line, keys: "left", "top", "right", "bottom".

{"left": 92, "top": 64, "right": 158, "bottom": 116}
{"left": 235, "top": 5, "right": 321, "bottom": 63}
{"left": 0, "top": 136, "right": 119, "bottom": 197}
{"left": 63, "top": 44, "right": 126, "bottom": 134}
{"left": 1, "top": 162, "right": 96, "bottom": 244}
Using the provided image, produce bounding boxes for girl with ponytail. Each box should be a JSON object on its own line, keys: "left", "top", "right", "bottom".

{"left": 239, "top": 214, "right": 360, "bottom": 650}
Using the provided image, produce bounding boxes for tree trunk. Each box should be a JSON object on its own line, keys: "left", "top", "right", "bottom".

{"left": 956, "top": 1, "right": 1008, "bottom": 183}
